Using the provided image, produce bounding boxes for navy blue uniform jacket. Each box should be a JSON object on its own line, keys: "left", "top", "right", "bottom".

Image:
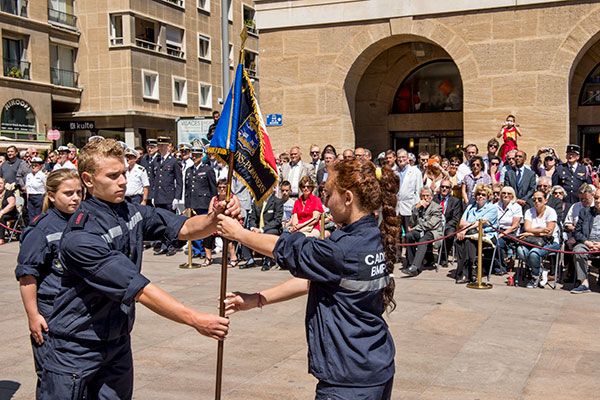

{"left": 149, "top": 154, "right": 183, "bottom": 204}
{"left": 184, "top": 163, "right": 216, "bottom": 210}
{"left": 274, "top": 215, "right": 395, "bottom": 386}
{"left": 48, "top": 197, "right": 187, "bottom": 342}
{"left": 15, "top": 208, "right": 70, "bottom": 318}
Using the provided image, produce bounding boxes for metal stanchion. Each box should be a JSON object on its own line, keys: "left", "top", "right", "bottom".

{"left": 179, "top": 209, "right": 202, "bottom": 269}
{"left": 320, "top": 213, "right": 326, "bottom": 240}
{"left": 467, "top": 219, "right": 493, "bottom": 290}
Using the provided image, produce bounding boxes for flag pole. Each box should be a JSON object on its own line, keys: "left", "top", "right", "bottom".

{"left": 214, "top": 27, "right": 249, "bottom": 400}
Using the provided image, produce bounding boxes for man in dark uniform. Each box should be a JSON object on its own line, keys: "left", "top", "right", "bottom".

{"left": 149, "top": 136, "right": 183, "bottom": 256}
{"left": 38, "top": 139, "right": 235, "bottom": 399}
{"left": 185, "top": 147, "right": 217, "bottom": 257}
{"left": 138, "top": 138, "right": 158, "bottom": 171}
{"left": 553, "top": 144, "right": 591, "bottom": 205}
{"left": 246, "top": 192, "right": 283, "bottom": 270}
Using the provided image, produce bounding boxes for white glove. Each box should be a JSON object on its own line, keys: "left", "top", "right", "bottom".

{"left": 172, "top": 199, "right": 179, "bottom": 210}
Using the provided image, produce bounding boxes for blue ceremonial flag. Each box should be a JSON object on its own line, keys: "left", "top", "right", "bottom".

{"left": 207, "top": 64, "right": 279, "bottom": 203}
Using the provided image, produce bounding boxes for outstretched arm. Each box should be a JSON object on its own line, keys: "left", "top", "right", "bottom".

{"left": 224, "top": 277, "right": 309, "bottom": 315}
{"left": 136, "top": 283, "right": 229, "bottom": 340}
{"left": 179, "top": 196, "right": 240, "bottom": 240}
{"left": 217, "top": 214, "right": 279, "bottom": 257}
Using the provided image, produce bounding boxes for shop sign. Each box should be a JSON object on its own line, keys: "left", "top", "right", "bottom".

{"left": 56, "top": 121, "right": 96, "bottom": 131}
{"left": 1, "top": 98, "right": 36, "bottom": 132}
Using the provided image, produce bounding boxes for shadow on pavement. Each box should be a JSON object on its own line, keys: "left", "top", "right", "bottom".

{"left": 0, "top": 380, "right": 21, "bottom": 400}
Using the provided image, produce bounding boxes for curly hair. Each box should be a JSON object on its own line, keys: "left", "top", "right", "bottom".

{"left": 331, "top": 159, "right": 400, "bottom": 312}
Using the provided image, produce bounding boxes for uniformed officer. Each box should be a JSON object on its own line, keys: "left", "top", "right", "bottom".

{"left": 185, "top": 147, "right": 217, "bottom": 257}
{"left": 39, "top": 138, "right": 236, "bottom": 399}
{"left": 175, "top": 143, "right": 194, "bottom": 214}
{"left": 219, "top": 159, "right": 399, "bottom": 399}
{"left": 15, "top": 169, "right": 82, "bottom": 396}
{"left": 125, "top": 148, "right": 149, "bottom": 204}
{"left": 552, "top": 144, "right": 592, "bottom": 204}
{"left": 53, "top": 146, "right": 77, "bottom": 171}
{"left": 138, "top": 138, "right": 158, "bottom": 171}
{"left": 149, "top": 136, "right": 183, "bottom": 255}
{"left": 25, "top": 156, "right": 47, "bottom": 222}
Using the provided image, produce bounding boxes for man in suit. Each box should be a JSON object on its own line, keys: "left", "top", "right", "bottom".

{"left": 401, "top": 187, "right": 443, "bottom": 276}
{"left": 504, "top": 150, "right": 536, "bottom": 211}
{"left": 316, "top": 150, "right": 336, "bottom": 187}
{"left": 149, "top": 136, "right": 183, "bottom": 256}
{"left": 138, "top": 138, "right": 158, "bottom": 171}
{"left": 279, "top": 146, "right": 315, "bottom": 198}
{"left": 433, "top": 179, "right": 463, "bottom": 266}
{"left": 308, "top": 144, "right": 321, "bottom": 172}
{"left": 247, "top": 193, "right": 283, "bottom": 270}
{"left": 185, "top": 147, "right": 217, "bottom": 258}
{"left": 395, "top": 148, "right": 423, "bottom": 233}
{"left": 553, "top": 144, "right": 592, "bottom": 205}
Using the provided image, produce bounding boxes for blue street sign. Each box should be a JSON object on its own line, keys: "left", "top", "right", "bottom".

{"left": 265, "top": 113, "right": 283, "bottom": 126}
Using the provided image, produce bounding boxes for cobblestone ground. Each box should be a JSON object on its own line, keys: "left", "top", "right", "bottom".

{"left": 1, "top": 242, "right": 599, "bottom": 399}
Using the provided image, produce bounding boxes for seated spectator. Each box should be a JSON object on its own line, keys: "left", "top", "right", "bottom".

{"left": 494, "top": 186, "right": 522, "bottom": 274}
{"left": 0, "top": 177, "right": 17, "bottom": 244}
{"left": 538, "top": 176, "right": 563, "bottom": 221}
{"left": 423, "top": 155, "right": 448, "bottom": 194}
{"left": 454, "top": 184, "right": 498, "bottom": 283}
{"left": 488, "top": 155, "right": 502, "bottom": 184}
{"left": 434, "top": 179, "right": 463, "bottom": 267}
{"left": 289, "top": 176, "right": 323, "bottom": 237}
{"left": 491, "top": 182, "right": 503, "bottom": 204}
{"left": 401, "top": 187, "right": 443, "bottom": 276}
{"left": 571, "top": 190, "right": 600, "bottom": 293}
{"left": 551, "top": 185, "right": 570, "bottom": 223}
{"left": 563, "top": 183, "right": 595, "bottom": 281}
{"left": 461, "top": 156, "right": 491, "bottom": 204}
{"left": 247, "top": 192, "right": 283, "bottom": 271}
{"left": 280, "top": 180, "right": 294, "bottom": 230}
{"left": 516, "top": 191, "right": 560, "bottom": 288}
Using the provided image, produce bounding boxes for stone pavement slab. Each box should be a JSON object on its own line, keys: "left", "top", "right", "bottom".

{"left": 0, "top": 242, "right": 598, "bottom": 399}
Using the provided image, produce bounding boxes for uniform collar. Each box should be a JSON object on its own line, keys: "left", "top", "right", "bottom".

{"left": 341, "top": 214, "right": 377, "bottom": 233}
{"left": 49, "top": 206, "right": 71, "bottom": 221}
{"left": 86, "top": 196, "right": 128, "bottom": 215}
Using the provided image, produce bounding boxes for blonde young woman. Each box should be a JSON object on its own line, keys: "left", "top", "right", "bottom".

{"left": 494, "top": 185, "right": 523, "bottom": 274}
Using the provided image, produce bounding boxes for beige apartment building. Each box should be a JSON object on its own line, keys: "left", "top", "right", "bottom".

{"left": 0, "top": 0, "right": 259, "bottom": 151}
{"left": 254, "top": 0, "right": 600, "bottom": 161}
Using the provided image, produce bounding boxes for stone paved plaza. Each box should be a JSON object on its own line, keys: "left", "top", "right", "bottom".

{"left": 1, "top": 241, "right": 599, "bottom": 400}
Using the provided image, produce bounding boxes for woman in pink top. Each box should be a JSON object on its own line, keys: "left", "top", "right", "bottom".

{"left": 290, "top": 176, "right": 323, "bottom": 237}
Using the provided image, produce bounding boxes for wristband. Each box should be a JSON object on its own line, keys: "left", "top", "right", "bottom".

{"left": 256, "top": 292, "right": 265, "bottom": 309}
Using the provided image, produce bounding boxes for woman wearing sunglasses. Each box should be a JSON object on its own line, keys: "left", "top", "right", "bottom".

{"left": 494, "top": 186, "right": 522, "bottom": 274}
{"left": 289, "top": 176, "right": 323, "bottom": 237}
{"left": 516, "top": 191, "right": 560, "bottom": 288}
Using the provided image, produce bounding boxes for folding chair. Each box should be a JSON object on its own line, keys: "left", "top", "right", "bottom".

{"left": 7, "top": 195, "right": 25, "bottom": 243}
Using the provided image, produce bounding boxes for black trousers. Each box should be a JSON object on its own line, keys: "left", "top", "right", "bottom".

{"left": 28, "top": 194, "right": 44, "bottom": 223}
{"left": 155, "top": 203, "right": 178, "bottom": 251}
{"left": 438, "top": 227, "right": 455, "bottom": 263}
{"left": 405, "top": 230, "right": 434, "bottom": 270}
{"left": 454, "top": 238, "right": 477, "bottom": 278}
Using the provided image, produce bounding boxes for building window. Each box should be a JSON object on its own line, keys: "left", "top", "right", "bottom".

{"left": 50, "top": 44, "right": 77, "bottom": 87}
{"left": 580, "top": 63, "right": 600, "bottom": 106}
{"left": 197, "top": 0, "right": 209, "bottom": 13}
{"left": 1, "top": 0, "right": 27, "bottom": 17}
{"left": 243, "top": 5, "right": 256, "bottom": 34}
{"left": 142, "top": 70, "right": 159, "bottom": 100}
{"left": 198, "top": 34, "right": 210, "bottom": 61}
{"left": 48, "top": 0, "right": 77, "bottom": 29}
{"left": 227, "top": 0, "right": 232, "bottom": 22}
{"left": 199, "top": 83, "right": 212, "bottom": 109}
{"left": 392, "top": 61, "right": 463, "bottom": 114}
{"left": 244, "top": 50, "right": 257, "bottom": 78}
{"left": 166, "top": 26, "right": 184, "bottom": 58}
{"left": 229, "top": 43, "right": 234, "bottom": 67}
{"left": 2, "top": 36, "right": 29, "bottom": 80}
{"left": 135, "top": 18, "right": 159, "bottom": 51}
{"left": 160, "top": 0, "right": 184, "bottom": 8}
{"left": 172, "top": 76, "right": 187, "bottom": 105}
{"left": 109, "top": 14, "right": 123, "bottom": 46}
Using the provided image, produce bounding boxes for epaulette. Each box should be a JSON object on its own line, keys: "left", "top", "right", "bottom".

{"left": 70, "top": 210, "right": 88, "bottom": 229}
{"left": 137, "top": 164, "right": 146, "bottom": 172}
{"left": 29, "top": 213, "right": 45, "bottom": 227}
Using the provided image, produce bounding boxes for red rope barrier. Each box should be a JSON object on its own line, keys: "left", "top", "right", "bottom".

{"left": 491, "top": 226, "right": 600, "bottom": 255}
{"left": 0, "top": 221, "right": 22, "bottom": 234}
{"left": 397, "top": 225, "right": 471, "bottom": 247}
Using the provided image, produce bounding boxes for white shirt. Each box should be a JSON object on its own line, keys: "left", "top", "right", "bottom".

{"left": 25, "top": 170, "right": 47, "bottom": 195}
{"left": 179, "top": 158, "right": 194, "bottom": 201}
{"left": 497, "top": 202, "right": 522, "bottom": 232}
{"left": 288, "top": 162, "right": 303, "bottom": 196}
{"left": 564, "top": 201, "right": 594, "bottom": 227}
{"left": 125, "top": 164, "right": 149, "bottom": 196}
{"left": 525, "top": 206, "right": 559, "bottom": 244}
{"left": 53, "top": 160, "right": 76, "bottom": 171}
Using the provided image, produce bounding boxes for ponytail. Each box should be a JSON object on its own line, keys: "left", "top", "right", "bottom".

{"left": 42, "top": 169, "right": 80, "bottom": 212}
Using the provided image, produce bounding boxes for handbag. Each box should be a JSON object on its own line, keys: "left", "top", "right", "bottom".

{"left": 523, "top": 235, "right": 552, "bottom": 247}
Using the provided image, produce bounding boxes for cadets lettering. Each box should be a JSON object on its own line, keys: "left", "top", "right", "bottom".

{"left": 364, "top": 252, "right": 385, "bottom": 266}
{"left": 371, "top": 264, "right": 386, "bottom": 276}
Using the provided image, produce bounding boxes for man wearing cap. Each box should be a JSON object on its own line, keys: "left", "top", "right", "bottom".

{"left": 149, "top": 136, "right": 183, "bottom": 256}
{"left": 125, "top": 148, "right": 149, "bottom": 205}
{"left": 25, "top": 157, "right": 47, "bottom": 221}
{"left": 138, "top": 138, "right": 158, "bottom": 171}
{"left": 185, "top": 147, "right": 216, "bottom": 257}
{"left": 175, "top": 143, "right": 194, "bottom": 215}
{"left": 552, "top": 144, "right": 591, "bottom": 204}
{"left": 53, "top": 146, "right": 77, "bottom": 171}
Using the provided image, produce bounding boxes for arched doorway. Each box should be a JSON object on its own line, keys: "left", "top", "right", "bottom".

{"left": 352, "top": 39, "right": 463, "bottom": 158}
{"left": 569, "top": 33, "right": 600, "bottom": 161}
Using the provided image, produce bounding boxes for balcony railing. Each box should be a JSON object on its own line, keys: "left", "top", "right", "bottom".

{"left": 166, "top": 45, "right": 184, "bottom": 58}
{"left": 1, "top": 0, "right": 27, "bottom": 16}
{"left": 48, "top": 3, "right": 77, "bottom": 28}
{"left": 50, "top": 67, "right": 78, "bottom": 87}
{"left": 0, "top": 130, "right": 47, "bottom": 142}
{"left": 244, "top": 19, "right": 257, "bottom": 35}
{"left": 135, "top": 38, "right": 160, "bottom": 51}
{"left": 3, "top": 58, "right": 30, "bottom": 80}
{"left": 162, "top": 0, "right": 184, "bottom": 7}
{"left": 110, "top": 37, "right": 124, "bottom": 46}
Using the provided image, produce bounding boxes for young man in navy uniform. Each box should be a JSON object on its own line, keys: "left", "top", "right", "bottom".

{"left": 39, "top": 138, "right": 236, "bottom": 399}
{"left": 149, "top": 136, "right": 183, "bottom": 256}
{"left": 553, "top": 144, "right": 591, "bottom": 204}
{"left": 185, "top": 146, "right": 217, "bottom": 257}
